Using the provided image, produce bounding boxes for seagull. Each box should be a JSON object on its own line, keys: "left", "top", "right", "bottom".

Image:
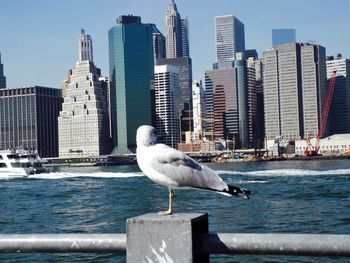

{"left": 136, "top": 125, "right": 251, "bottom": 215}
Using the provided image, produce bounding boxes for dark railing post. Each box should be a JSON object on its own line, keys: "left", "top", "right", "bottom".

{"left": 126, "top": 213, "right": 209, "bottom": 263}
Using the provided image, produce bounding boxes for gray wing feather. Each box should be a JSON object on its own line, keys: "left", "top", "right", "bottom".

{"left": 150, "top": 144, "right": 228, "bottom": 191}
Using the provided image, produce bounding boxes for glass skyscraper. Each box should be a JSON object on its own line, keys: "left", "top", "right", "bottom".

{"left": 215, "top": 15, "right": 245, "bottom": 62}
{"left": 181, "top": 17, "right": 190, "bottom": 57}
{"left": 108, "top": 15, "right": 154, "bottom": 154}
{"left": 148, "top": 24, "right": 166, "bottom": 64}
{"left": 272, "top": 28, "right": 296, "bottom": 47}
{"left": 0, "top": 52, "right": 6, "bottom": 88}
{"left": 205, "top": 67, "right": 238, "bottom": 142}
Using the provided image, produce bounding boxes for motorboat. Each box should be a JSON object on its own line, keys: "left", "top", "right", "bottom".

{"left": 0, "top": 149, "right": 48, "bottom": 178}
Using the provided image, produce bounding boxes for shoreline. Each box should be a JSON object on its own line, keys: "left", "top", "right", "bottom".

{"left": 45, "top": 154, "right": 350, "bottom": 167}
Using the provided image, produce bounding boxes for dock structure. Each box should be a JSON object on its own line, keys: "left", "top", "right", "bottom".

{"left": 1, "top": 213, "right": 350, "bottom": 262}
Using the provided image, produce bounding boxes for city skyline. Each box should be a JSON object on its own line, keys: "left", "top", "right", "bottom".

{"left": 0, "top": 0, "right": 349, "bottom": 88}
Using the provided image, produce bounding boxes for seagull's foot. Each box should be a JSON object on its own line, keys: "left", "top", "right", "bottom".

{"left": 158, "top": 209, "right": 173, "bottom": 216}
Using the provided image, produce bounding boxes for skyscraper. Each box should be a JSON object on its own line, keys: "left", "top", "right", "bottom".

{"left": 0, "top": 52, "right": 6, "bottom": 88}
{"left": 165, "top": 0, "right": 183, "bottom": 58}
{"left": 156, "top": 57, "right": 192, "bottom": 110}
{"left": 58, "top": 30, "right": 111, "bottom": 158}
{"left": 0, "top": 86, "right": 62, "bottom": 157}
{"left": 301, "top": 44, "right": 326, "bottom": 139}
{"left": 327, "top": 55, "right": 350, "bottom": 134}
{"left": 262, "top": 43, "right": 327, "bottom": 141}
{"left": 154, "top": 65, "right": 180, "bottom": 148}
{"left": 272, "top": 28, "right": 296, "bottom": 47}
{"left": 148, "top": 24, "right": 166, "bottom": 64}
{"left": 248, "top": 57, "right": 265, "bottom": 149}
{"left": 181, "top": 17, "right": 190, "bottom": 57}
{"left": 205, "top": 67, "right": 238, "bottom": 142}
{"left": 109, "top": 15, "right": 154, "bottom": 154}
{"left": 192, "top": 80, "right": 206, "bottom": 133}
{"left": 163, "top": 0, "right": 192, "bottom": 140}
{"left": 215, "top": 15, "right": 245, "bottom": 62}
{"left": 156, "top": 57, "right": 193, "bottom": 139}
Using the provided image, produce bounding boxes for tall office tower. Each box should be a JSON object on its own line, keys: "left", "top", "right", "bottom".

{"left": 156, "top": 58, "right": 192, "bottom": 109}
{"left": 164, "top": 1, "right": 193, "bottom": 139}
{"left": 234, "top": 53, "right": 250, "bottom": 148}
{"left": 205, "top": 68, "right": 238, "bottom": 143}
{"left": 262, "top": 48, "right": 281, "bottom": 140}
{"left": 272, "top": 28, "right": 296, "bottom": 47}
{"left": 154, "top": 65, "right": 180, "bottom": 148}
{"left": 327, "top": 55, "right": 350, "bottom": 134}
{"left": 192, "top": 80, "right": 206, "bottom": 133}
{"left": 166, "top": 0, "right": 183, "bottom": 58}
{"left": 301, "top": 44, "right": 326, "bottom": 139}
{"left": 248, "top": 58, "right": 265, "bottom": 148}
{"left": 156, "top": 57, "right": 193, "bottom": 138}
{"left": 79, "top": 29, "right": 93, "bottom": 62}
{"left": 181, "top": 17, "right": 190, "bottom": 57}
{"left": 262, "top": 43, "right": 326, "bottom": 141}
{"left": 0, "top": 52, "right": 6, "bottom": 88}
{"left": 215, "top": 15, "right": 245, "bottom": 62}
{"left": 58, "top": 30, "right": 111, "bottom": 158}
{"left": 109, "top": 15, "right": 154, "bottom": 154}
{"left": 245, "top": 58, "right": 257, "bottom": 148}
{"left": 148, "top": 24, "right": 166, "bottom": 64}
{"left": 0, "top": 86, "right": 62, "bottom": 157}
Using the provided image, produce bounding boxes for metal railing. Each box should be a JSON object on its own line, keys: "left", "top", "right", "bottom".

{"left": 1, "top": 213, "right": 350, "bottom": 262}
{"left": 198, "top": 233, "right": 350, "bottom": 257}
{"left": 1, "top": 233, "right": 350, "bottom": 257}
{"left": 0, "top": 234, "right": 126, "bottom": 254}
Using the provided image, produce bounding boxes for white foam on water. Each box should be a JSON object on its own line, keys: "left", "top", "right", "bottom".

{"left": 217, "top": 168, "right": 350, "bottom": 177}
{"left": 26, "top": 171, "right": 145, "bottom": 180}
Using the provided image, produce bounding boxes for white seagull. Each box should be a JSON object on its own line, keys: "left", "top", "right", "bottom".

{"left": 136, "top": 125, "right": 251, "bottom": 215}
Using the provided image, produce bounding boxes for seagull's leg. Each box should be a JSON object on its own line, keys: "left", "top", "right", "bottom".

{"left": 159, "top": 189, "right": 174, "bottom": 216}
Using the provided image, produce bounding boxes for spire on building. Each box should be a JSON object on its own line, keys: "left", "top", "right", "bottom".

{"left": 0, "top": 52, "right": 6, "bottom": 89}
{"left": 79, "top": 29, "right": 93, "bottom": 62}
{"left": 165, "top": 0, "right": 183, "bottom": 58}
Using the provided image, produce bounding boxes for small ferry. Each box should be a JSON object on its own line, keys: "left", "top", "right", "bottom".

{"left": 0, "top": 149, "right": 48, "bottom": 178}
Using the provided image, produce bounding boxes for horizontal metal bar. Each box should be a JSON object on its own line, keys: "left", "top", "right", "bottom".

{"left": 197, "top": 233, "right": 350, "bottom": 257}
{"left": 0, "top": 234, "right": 126, "bottom": 254}
{"left": 2, "top": 233, "right": 350, "bottom": 257}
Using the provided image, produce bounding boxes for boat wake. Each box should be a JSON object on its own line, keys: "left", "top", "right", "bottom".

{"left": 26, "top": 171, "right": 145, "bottom": 180}
{"left": 217, "top": 168, "right": 350, "bottom": 177}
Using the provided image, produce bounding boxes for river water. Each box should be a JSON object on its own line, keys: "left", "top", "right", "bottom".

{"left": 1, "top": 159, "right": 350, "bottom": 262}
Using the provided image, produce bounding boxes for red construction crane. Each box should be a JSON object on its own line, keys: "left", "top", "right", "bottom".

{"left": 304, "top": 71, "right": 337, "bottom": 156}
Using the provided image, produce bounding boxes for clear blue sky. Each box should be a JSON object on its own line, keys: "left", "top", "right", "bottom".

{"left": 0, "top": 0, "right": 349, "bottom": 88}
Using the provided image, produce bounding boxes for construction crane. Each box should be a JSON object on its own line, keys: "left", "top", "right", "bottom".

{"left": 304, "top": 71, "right": 337, "bottom": 156}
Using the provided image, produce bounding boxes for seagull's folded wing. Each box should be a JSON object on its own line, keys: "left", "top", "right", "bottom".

{"left": 150, "top": 144, "right": 228, "bottom": 191}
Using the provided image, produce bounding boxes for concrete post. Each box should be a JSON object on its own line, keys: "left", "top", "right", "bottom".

{"left": 127, "top": 213, "right": 209, "bottom": 263}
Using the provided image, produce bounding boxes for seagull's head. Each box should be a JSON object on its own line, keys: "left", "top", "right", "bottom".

{"left": 136, "top": 125, "right": 158, "bottom": 147}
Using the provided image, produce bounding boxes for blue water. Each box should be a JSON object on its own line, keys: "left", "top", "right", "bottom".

{"left": 1, "top": 159, "right": 350, "bottom": 262}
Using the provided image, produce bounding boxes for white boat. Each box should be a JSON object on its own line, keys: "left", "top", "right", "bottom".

{"left": 0, "top": 149, "right": 48, "bottom": 178}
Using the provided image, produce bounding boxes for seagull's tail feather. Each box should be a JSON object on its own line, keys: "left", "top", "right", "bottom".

{"left": 222, "top": 185, "right": 251, "bottom": 199}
